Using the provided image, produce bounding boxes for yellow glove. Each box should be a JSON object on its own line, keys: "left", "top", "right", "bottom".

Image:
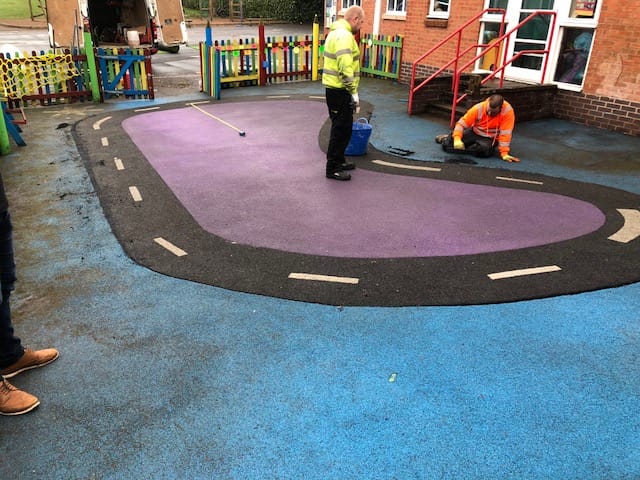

{"left": 501, "top": 154, "right": 520, "bottom": 163}
{"left": 453, "top": 138, "right": 465, "bottom": 150}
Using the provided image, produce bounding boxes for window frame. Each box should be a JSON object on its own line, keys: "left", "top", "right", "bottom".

{"left": 341, "top": 0, "right": 361, "bottom": 10}
{"left": 427, "top": 0, "right": 450, "bottom": 19}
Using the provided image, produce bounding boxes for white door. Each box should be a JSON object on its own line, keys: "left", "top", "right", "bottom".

{"left": 481, "top": 0, "right": 555, "bottom": 83}
{"left": 505, "top": 0, "right": 555, "bottom": 82}
{"left": 45, "top": 0, "right": 85, "bottom": 48}
{"left": 153, "top": 0, "right": 188, "bottom": 48}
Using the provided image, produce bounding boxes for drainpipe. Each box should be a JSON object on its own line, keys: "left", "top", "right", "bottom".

{"left": 373, "top": 0, "right": 382, "bottom": 35}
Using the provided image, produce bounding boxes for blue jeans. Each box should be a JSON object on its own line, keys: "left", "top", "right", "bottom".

{"left": 0, "top": 210, "right": 22, "bottom": 368}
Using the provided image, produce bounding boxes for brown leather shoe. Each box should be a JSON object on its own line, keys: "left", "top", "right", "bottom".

{"left": 1, "top": 348, "right": 59, "bottom": 379}
{"left": 0, "top": 379, "right": 40, "bottom": 415}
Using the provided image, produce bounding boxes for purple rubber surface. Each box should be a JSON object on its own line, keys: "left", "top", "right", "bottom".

{"left": 123, "top": 100, "right": 605, "bottom": 258}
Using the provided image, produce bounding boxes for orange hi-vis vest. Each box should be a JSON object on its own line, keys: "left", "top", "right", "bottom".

{"left": 452, "top": 98, "right": 515, "bottom": 156}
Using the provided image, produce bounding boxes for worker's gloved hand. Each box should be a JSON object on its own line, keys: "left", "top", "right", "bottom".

{"left": 453, "top": 138, "right": 465, "bottom": 150}
{"left": 351, "top": 93, "right": 360, "bottom": 114}
{"left": 501, "top": 154, "right": 520, "bottom": 163}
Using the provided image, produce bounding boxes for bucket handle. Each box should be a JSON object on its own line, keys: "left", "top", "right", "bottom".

{"left": 355, "top": 117, "right": 368, "bottom": 125}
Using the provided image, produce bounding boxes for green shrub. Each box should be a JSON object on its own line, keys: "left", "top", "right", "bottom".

{"left": 233, "top": 0, "right": 322, "bottom": 23}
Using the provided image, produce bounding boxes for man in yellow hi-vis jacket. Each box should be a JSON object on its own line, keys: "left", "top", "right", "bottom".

{"left": 322, "top": 5, "right": 364, "bottom": 181}
{"left": 435, "top": 94, "right": 520, "bottom": 163}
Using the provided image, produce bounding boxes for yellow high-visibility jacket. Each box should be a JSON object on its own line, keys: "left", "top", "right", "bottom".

{"left": 322, "top": 19, "right": 360, "bottom": 94}
{"left": 453, "top": 98, "right": 515, "bottom": 156}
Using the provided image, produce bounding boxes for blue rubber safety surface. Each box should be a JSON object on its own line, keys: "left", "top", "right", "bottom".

{"left": 1, "top": 78, "right": 639, "bottom": 479}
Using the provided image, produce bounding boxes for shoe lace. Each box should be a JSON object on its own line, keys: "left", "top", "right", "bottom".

{"left": 0, "top": 378, "right": 18, "bottom": 395}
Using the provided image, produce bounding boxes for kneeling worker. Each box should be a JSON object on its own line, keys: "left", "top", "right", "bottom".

{"left": 435, "top": 94, "right": 520, "bottom": 163}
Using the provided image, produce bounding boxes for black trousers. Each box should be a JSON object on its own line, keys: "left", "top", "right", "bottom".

{"left": 441, "top": 128, "right": 497, "bottom": 158}
{"left": 325, "top": 87, "right": 355, "bottom": 175}
{"left": 0, "top": 210, "right": 22, "bottom": 368}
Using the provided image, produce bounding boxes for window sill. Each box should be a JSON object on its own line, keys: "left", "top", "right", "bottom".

{"left": 382, "top": 13, "right": 407, "bottom": 21}
{"left": 425, "top": 17, "right": 448, "bottom": 28}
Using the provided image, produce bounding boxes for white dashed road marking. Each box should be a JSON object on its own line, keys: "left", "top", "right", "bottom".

{"left": 101, "top": 137, "right": 109, "bottom": 146}
{"left": 488, "top": 265, "right": 562, "bottom": 280}
{"left": 608, "top": 209, "right": 640, "bottom": 243}
{"left": 496, "top": 176, "right": 544, "bottom": 185}
{"left": 288, "top": 272, "right": 359, "bottom": 284}
{"left": 92, "top": 116, "right": 112, "bottom": 130}
{"left": 153, "top": 238, "right": 188, "bottom": 257}
{"left": 129, "top": 186, "right": 142, "bottom": 202}
{"left": 372, "top": 160, "right": 442, "bottom": 172}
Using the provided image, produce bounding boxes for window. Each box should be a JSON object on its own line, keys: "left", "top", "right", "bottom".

{"left": 570, "top": 0, "right": 597, "bottom": 18}
{"left": 341, "top": 0, "right": 361, "bottom": 9}
{"left": 479, "top": 22, "right": 504, "bottom": 71}
{"left": 554, "top": 27, "right": 593, "bottom": 85}
{"left": 522, "top": 0, "right": 554, "bottom": 8}
{"left": 428, "top": 0, "right": 449, "bottom": 18}
{"left": 387, "top": 0, "right": 406, "bottom": 14}
{"left": 488, "top": 0, "right": 507, "bottom": 8}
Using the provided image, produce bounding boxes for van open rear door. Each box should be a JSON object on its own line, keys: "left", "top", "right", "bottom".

{"left": 46, "top": 0, "right": 84, "bottom": 49}
{"left": 153, "top": 0, "right": 188, "bottom": 52}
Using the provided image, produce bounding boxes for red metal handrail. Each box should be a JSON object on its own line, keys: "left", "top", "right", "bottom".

{"left": 448, "top": 10, "right": 557, "bottom": 127}
{"left": 407, "top": 8, "right": 506, "bottom": 115}
{"left": 408, "top": 9, "right": 558, "bottom": 129}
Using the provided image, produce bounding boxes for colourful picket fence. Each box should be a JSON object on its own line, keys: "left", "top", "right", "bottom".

{"left": 200, "top": 33, "right": 319, "bottom": 94}
{"left": 199, "top": 21, "right": 327, "bottom": 97}
{"left": 360, "top": 33, "right": 404, "bottom": 80}
{"left": 263, "top": 35, "right": 317, "bottom": 84}
{"left": 0, "top": 46, "right": 154, "bottom": 108}
{"left": 199, "top": 25, "right": 403, "bottom": 97}
{"left": 215, "top": 38, "right": 260, "bottom": 87}
{"left": 0, "top": 50, "right": 92, "bottom": 108}
{"left": 200, "top": 43, "right": 221, "bottom": 99}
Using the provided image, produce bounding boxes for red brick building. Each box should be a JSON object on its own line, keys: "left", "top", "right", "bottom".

{"left": 327, "top": 0, "right": 639, "bottom": 135}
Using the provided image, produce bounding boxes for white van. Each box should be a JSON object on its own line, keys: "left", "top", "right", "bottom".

{"left": 45, "top": 0, "right": 188, "bottom": 53}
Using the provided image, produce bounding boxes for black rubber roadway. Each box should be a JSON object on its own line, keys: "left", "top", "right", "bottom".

{"left": 73, "top": 96, "right": 640, "bottom": 306}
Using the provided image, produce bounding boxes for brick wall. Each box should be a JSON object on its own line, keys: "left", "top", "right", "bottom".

{"left": 554, "top": 91, "right": 640, "bottom": 136}
{"left": 583, "top": 0, "right": 640, "bottom": 105}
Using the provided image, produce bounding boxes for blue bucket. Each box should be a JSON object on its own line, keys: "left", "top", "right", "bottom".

{"left": 345, "top": 117, "right": 372, "bottom": 156}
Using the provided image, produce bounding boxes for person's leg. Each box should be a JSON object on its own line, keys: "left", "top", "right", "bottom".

{"left": 0, "top": 210, "right": 58, "bottom": 378}
{"left": 0, "top": 210, "right": 22, "bottom": 368}
{"left": 440, "top": 128, "right": 475, "bottom": 154}
{"left": 470, "top": 137, "right": 497, "bottom": 158}
{"left": 325, "top": 88, "right": 354, "bottom": 176}
{"left": 456, "top": 129, "right": 497, "bottom": 158}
